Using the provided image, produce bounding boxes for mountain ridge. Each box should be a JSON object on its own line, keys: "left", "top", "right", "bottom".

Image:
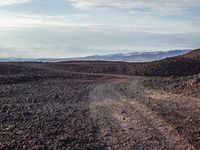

{"left": 70, "top": 50, "right": 191, "bottom": 62}
{"left": 0, "top": 50, "right": 190, "bottom": 62}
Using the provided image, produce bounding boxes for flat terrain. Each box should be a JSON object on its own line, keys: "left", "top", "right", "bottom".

{"left": 0, "top": 61, "right": 200, "bottom": 150}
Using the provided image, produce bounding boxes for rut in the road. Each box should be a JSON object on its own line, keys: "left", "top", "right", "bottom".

{"left": 89, "top": 79, "right": 194, "bottom": 150}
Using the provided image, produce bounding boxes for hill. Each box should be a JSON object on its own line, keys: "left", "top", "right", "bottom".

{"left": 134, "top": 48, "right": 200, "bottom": 76}
{"left": 182, "top": 48, "right": 200, "bottom": 60}
{"left": 46, "top": 49, "right": 200, "bottom": 77}
{"left": 0, "top": 49, "right": 199, "bottom": 77}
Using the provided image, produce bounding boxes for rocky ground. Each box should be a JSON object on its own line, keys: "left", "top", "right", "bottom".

{"left": 0, "top": 75, "right": 105, "bottom": 149}
{"left": 145, "top": 73, "right": 200, "bottom": 98}
{"left": 0, "top": 61, "right": 200, "bottom": 150}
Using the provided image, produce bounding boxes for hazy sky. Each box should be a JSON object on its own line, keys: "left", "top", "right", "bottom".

{"left": 0, "top": 0, "right": 199, "bottom": 58}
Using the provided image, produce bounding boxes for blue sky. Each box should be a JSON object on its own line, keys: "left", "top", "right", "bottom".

{"left": 0, "top": 0, "right": 199, "bottom": 58}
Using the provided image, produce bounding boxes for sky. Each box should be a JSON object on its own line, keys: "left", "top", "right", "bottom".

{"left": 0, "top": 0, "right": 199, "bottom": 58}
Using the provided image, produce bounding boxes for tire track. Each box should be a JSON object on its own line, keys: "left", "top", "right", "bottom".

{"left": 89, "top": 79, "right": 195, "bottom": 150}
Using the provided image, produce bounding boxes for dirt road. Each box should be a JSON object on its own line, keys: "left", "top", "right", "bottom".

{"left": 89, "top": 77, "right": 199, "bottom": 149}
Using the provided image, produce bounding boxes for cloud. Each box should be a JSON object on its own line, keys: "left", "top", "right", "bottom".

{"left": 0, "top": 0, "right": 199, "bottom": 58}
{"left": 68, "top": 0, "right": 200, "bottom": 14}
{"left": 0, "top": 27, "right": 199, "bottom": 58}
{"left": 0, "top": 12, "right": 199, "bottom": 34}
{"left": 0, "top": 11, "right": 93, "bottom": 30}
{"left": 0, "top": 0, "right": 30, "bottom": 6}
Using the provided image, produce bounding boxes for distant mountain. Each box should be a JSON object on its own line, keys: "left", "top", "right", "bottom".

{"left": 0, "top": 58, "right": 33, "bottom": 62}
{"left": 0, "top": 50, "right": 191, "bottom": 62}
{"left": 70, "top": 50, "right": 191, "bottom": 62}
{"left": 0, "top": 58, "right": 68, "bottom": 62}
